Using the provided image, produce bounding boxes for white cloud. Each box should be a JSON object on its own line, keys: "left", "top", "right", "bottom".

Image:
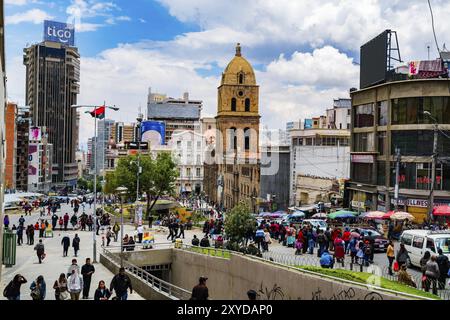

{"left": 5, "top": 0, "right": 28, "bottom": 5}
{"left": 5, "top": 8, "right": 53, "bottom": 25}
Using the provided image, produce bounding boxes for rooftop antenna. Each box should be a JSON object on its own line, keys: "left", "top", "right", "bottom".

{"left": 427, "top": 45, "right": 430, "bottom": 60}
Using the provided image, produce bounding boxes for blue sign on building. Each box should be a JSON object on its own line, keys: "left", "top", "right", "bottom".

{"left": 141, "top": 121, "right": 166, "bottom": 145}
{"left": 43, "top": 20, "right": 75, "bottom": 46}
{"left": 304, "top": 119, "right": 313, "bottom": 129}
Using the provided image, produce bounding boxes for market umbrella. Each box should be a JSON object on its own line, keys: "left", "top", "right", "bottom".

{"left": 258, "top": 212, "right": 272, "bottom": 217}
{"left": 382, "top": 211, "right": 395, "bottom": 219}
{"left": 364, "top": 211, "right": 386, "bottom": 220}
{"left": 433, "top": 206, "right": 450, "bottom": 216}
{"left": 358, "top": 211, "right": 370, "bottom": 218}
{"left": 312, "top": 212, "right": 327, "bottom": 218}
{"left": 390, "top": 211, "right": 415, "bottom": 221}
{"left": 328, "top": 211, "right": 357, "bottom": 219}
{"left": 288, "top": 211, "right": 305, "bottom": 218}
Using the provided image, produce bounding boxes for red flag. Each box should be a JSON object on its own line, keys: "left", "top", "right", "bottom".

{"left": 90, "top": 106, "right": 105, "bottom": 119}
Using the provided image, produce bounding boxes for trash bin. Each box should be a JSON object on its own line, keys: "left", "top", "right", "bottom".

{"left": 2, "top": 230, "right": 17, "bottom": 267}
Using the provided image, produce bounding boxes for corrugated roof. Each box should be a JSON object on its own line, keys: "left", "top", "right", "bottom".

{"left": 148, "top": 103, "right": 201, "bottom": 120}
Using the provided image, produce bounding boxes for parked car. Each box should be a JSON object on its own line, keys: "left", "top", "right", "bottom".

{"left": 400, "top": 229, "right": 450, "bottom": 268}
{"left": 301, "top": 219, "right": 327, "bottom": 232}
{"left": 351, "top": 228, "right": 389, "bottom": 252}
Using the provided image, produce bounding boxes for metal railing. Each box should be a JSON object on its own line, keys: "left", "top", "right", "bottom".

{"left": 102, "top": 247, "right": 191, "bottom": 300}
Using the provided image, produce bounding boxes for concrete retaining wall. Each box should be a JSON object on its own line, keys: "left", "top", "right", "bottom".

{"left": 122, "top": 249, "right": 172, "bottom": 266}
{"left": 100, "top": 253, "right": 172, "bottom": 300}
{"left": 170, "top": 249, "right": 408, "bottom": 300}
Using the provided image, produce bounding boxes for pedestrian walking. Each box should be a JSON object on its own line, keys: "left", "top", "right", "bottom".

{"left": 348, "top": 237, "right": 358, "bottom": 264}
{"left": 30, "top": 276, "right": 46, "bottom": 301}
{"left": 137, "top": 224, "right": 144, "bottom": 243}
{"left": 190, "top": 276, "right": 209, "bottom": 300}
{"left": 178, "top": 222, "right": 185, "bottom": 239}
{"left": 424, "top": 255, "right": 440, "bottom": 295}
{"left": 72, "top": 234, "right": 80, "bottom": 257}
{"left": 58, "top": 217, "right": 64, "bottom": 230}
{"left": 67, "top": 259, "right": 80, "bottom": 277}
{"left": 94, "top": 280, "right": 111, "bottom": 300}
{"left": 110, "top": 267, "right": 133, "bottom": 300}
{"left": 81, "top": 258, "right": 95, "bottom": 299}
{"left": 61, "top": 235, "right": 70, "bottom": 257}
{"left": 263, "top": 229, "right": 271, "bottom": 252}
{"left": 3, "top": 274, "right": 27, "bottom": 300}
{"left": 436, "top": 248, "right": 449, "bottom": 290}
{"left": 387, "top": 241, "right": 395, "bottom": 275}
{"left": 28, "top": 225, "right": 35, "bottom": 245}
{"left": 70, "top": 214, "right": 78, "bottom": 230}
{"left": 67, "top": 269, "right": 84, "bottom": 300}
{"left": 53, "top": 273, "right": 69, "bottom": 300}
{"left": 18, "top": 215, "right": 25, "bottom": 228}
{"left": 3, "top": 215, "right": 10, "bottom": 230}
{"left": 39, "top": 221, "right": 45, "bottom": 238}
{"left": 396, "top": 243, "right": 410, "bottom": 268}
{"left": 63, "top": 213, "right": 69, "bottom": 231}
{"left": 51, "top": 213, "right": 58, "bottom": 230}
{"left": 113, "top": 223, "right": 120, "bottom": 242}
{"left": 16, "top": 225, "right": 24, "bottom": 246}
{"left": 34, "top": 240, "right": 45, "bottom": 264}
{"left": 106, "top": 227, "right": 113, "bottom": 246}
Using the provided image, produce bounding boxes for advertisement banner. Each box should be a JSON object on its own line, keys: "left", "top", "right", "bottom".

{"left": 28, "top": 143, "right": 39, "bottom": 185}
{"left": 44, "top": 20, "right": 75, "bottom": 46}
{"left": 29, "top": 127, "right": 42, "bottom": 142}
{"left": 141, "top": 121, "right": 165, "bottom": 146}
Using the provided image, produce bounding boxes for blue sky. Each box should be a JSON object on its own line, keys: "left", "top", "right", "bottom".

{"left": 4, "top": 0, "right": 450, "bottom": 146}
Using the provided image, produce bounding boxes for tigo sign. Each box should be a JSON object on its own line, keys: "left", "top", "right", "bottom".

{"left": 44, "top": 20, "right": 75, "bottom": 46}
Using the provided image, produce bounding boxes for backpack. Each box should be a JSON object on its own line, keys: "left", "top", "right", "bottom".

{"left": 3, "top": 281, "right": 12, "bottom": 298}
{"left": 364, "top": 246, "right": 371, "bottom": 255}
{"left": 30, "top": 284, "right": 41, "bottom": 300}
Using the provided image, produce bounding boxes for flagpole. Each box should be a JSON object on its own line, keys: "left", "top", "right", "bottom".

{"left": 93, "top": 110, "right": 98, "bottom": 263}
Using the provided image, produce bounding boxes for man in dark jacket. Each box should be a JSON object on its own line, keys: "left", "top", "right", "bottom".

{"left": 51, "top": 213, "right": 58, "bottom": 230}
{"left": 110, "top": 267, "right": 133, "bottom": 300}
{"left": 81, "top": 258, "right": 96, "bottom": 299}
{"left": 16, "top": 226, "right": 24, "bottom": 246}
{"left": 200, "top": 236, "right": 210, "bottom": 247}
{"left": 191, "top": 235, "right": 200, "bottom": 246}
{"left": 436, "top": 248, "right": 449, "bottom": 290}
{"left": 61, "top": 235, "right": 71, "bottom": 257}
{"left": 191, "top": 276, "right": 209, "bottom": 300}
{"left": 63, "top": 213, "right": 70, "bottom": 231}
{"left": 34, "top": 240, "right": 45, "bottom": 264}
{"left": 72, "top": 234, "right": 80, "bottom": 257}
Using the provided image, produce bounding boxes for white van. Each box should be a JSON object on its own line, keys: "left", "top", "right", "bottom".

{"left": 400, "top": 230, "right": 450, "bottom": 267}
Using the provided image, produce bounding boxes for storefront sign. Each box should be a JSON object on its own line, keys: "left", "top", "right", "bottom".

{"left": 351, "top": 154, "right": 374, "bottom": 163}
{"left": 351, "top": 200, "right": 365, "bottom": 209}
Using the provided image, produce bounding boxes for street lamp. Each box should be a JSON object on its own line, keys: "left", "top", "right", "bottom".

{"left": 116, "top": 186, "right": 128, "bottom": 267}
{"left": 356, "top": 184, "right": 363, "bottom": 216}
{"left": 71, "top": 103, "right": 119, "bottom": 263}
{"left": 423, "top": 111, "right": 439, "bottom": 222}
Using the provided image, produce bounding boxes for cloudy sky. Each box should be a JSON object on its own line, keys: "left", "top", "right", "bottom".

{"left": 5, "top": 0, "right": 450, "bottom": 147}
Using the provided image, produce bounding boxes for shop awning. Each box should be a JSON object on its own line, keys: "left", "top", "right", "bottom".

{"left": 433, "top": 206, "right": 450, "bottom": 216}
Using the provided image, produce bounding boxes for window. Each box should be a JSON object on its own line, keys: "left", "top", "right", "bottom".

{"left": 177, "top": 141, "right": 181, "bottom": 148}
{"left": 228, "top": 127, "right": 237, "bottom": 151}
{"left": 197, "top": 141, "right": 201, "bottom": 148}
{"left": 377, "top": 132, "right": 386, "bottom": 155}
{"left": 377, "top": 101, "right": 388, "bottom": 126}
{"left": 401, "top": 233, "right": 413, "bottom": 246}
{"left": 231, "top": 98, "right": 237, "bottom": 112}
{"left": 354, "top": 103, "right": 374, "bottom": 128}
{"left": 353, "top": 132, "right": 374, "bottom": 152}
{"left": 377, "top": 161, "right": 386, "bottom": 186}
{"left": 245, "top": 98, "right": 250, "bottom": 112}
{"left": 413, "top": 236, "right": 424, "bottom": 249}
{"left": 391, "top": 130, "right": 450, "bottom": 157}
{"left": 196, "top": 168, "right": 201, "bottom": 177}
{"left": 426, "top": 238, "right": 436, "bottom": 253}
{"left": 244, "top": 128, "right": 250, "bottom": 150}
{"left": 239, "top": 73, "right": 244, "bottom": 84}
{"left": 186, "top": 167, "right": 191, "bottom": 177}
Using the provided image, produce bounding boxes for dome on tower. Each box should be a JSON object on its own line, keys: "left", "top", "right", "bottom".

{"left": 221, "top": 43, "right": 256, "bottom": 86}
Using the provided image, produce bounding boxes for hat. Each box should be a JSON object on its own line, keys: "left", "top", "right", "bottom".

{"left": 199, "top": 276, "right": 208, "bottom": 282}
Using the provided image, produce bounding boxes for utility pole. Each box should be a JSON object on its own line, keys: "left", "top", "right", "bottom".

{"left": 136, "top": 110, "right": 143, "bottom": 226}
{"left": 394, "top": 147, "right": 401, "bottom": 212}
{"left": 428, "top": 123, "right": 439, "bottom": 222}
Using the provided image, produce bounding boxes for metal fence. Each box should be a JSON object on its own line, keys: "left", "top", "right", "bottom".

{"left": 102, "top": 247, "right": 191, "bottom": 300}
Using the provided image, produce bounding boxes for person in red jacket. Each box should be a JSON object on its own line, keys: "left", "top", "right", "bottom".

{"left": 334, "top": 234, "right": 345, "bottom": 263}
{"left": 63, "top": 213, "right": 70, "bottom": 231}
{"left": 342, "top": 228, "right": 351, "bottom": 254}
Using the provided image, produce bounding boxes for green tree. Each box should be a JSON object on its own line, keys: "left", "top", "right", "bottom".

{"left": 105, "top": 153, "right": 178, "bottom": 219}
{"left": 77, "top": 178, "right": 88, "bottom": 190}
{"left": 224, "top": 202, "right": 256, "bottom": 246}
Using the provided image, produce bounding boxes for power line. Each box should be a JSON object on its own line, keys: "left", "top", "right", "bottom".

{"left": 427, "top": 0, "right": 442, "bottom": 57}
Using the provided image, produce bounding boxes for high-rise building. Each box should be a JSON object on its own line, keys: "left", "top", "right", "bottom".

{"left": 28, "top": 127, "right": 53, "bottom": 193}
{"left": 96, "top": 119, "right": 115, "bottom": 174}
{"left": 0, "top": 0, "right": 7, "bottom": 283}
{"left": 147, "top": 89, "right": 202, "bottom": 144}
{"left": 23, "top": 39, "right": 80, "bottom": 189}
{"left": 5, "top": 103, "right": 17, "bottom": 191}
{"left": 204, "top": 44, "right": 261, "bottom": 210}
{"left": 16, "top": 106, "right": 31, "bottom": 191}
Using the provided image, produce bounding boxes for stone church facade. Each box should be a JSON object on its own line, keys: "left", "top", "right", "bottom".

{"left": 204, "top": 44, "right": 260, "bottom": 211}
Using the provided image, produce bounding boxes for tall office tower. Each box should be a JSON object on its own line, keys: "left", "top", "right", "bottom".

{"left": 23, "top": 37, "right": 80, "bottom": 189}
{"left": 96, "top": 119, "right": 115, "bottom": 174}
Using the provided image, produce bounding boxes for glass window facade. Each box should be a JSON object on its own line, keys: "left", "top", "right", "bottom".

{"left": 391, "top": 97, "right": 450, "bottom": 125}
{"left": 391, "top": 130, "right": 450, "bottom": 157}
{"left": 353, "top": 132, "right": 375, "bottom": 152}
{"left": 351, "top": 163, "right": 373, "bottom": 184}
{"left": 389, "top": 162, "right": 447, "bottom": 190}
{"left": 354, "top": 103, "right": 374, "bottom": 128}
{"left": 377, "top": 131, "right": 386, "bottom": 155}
